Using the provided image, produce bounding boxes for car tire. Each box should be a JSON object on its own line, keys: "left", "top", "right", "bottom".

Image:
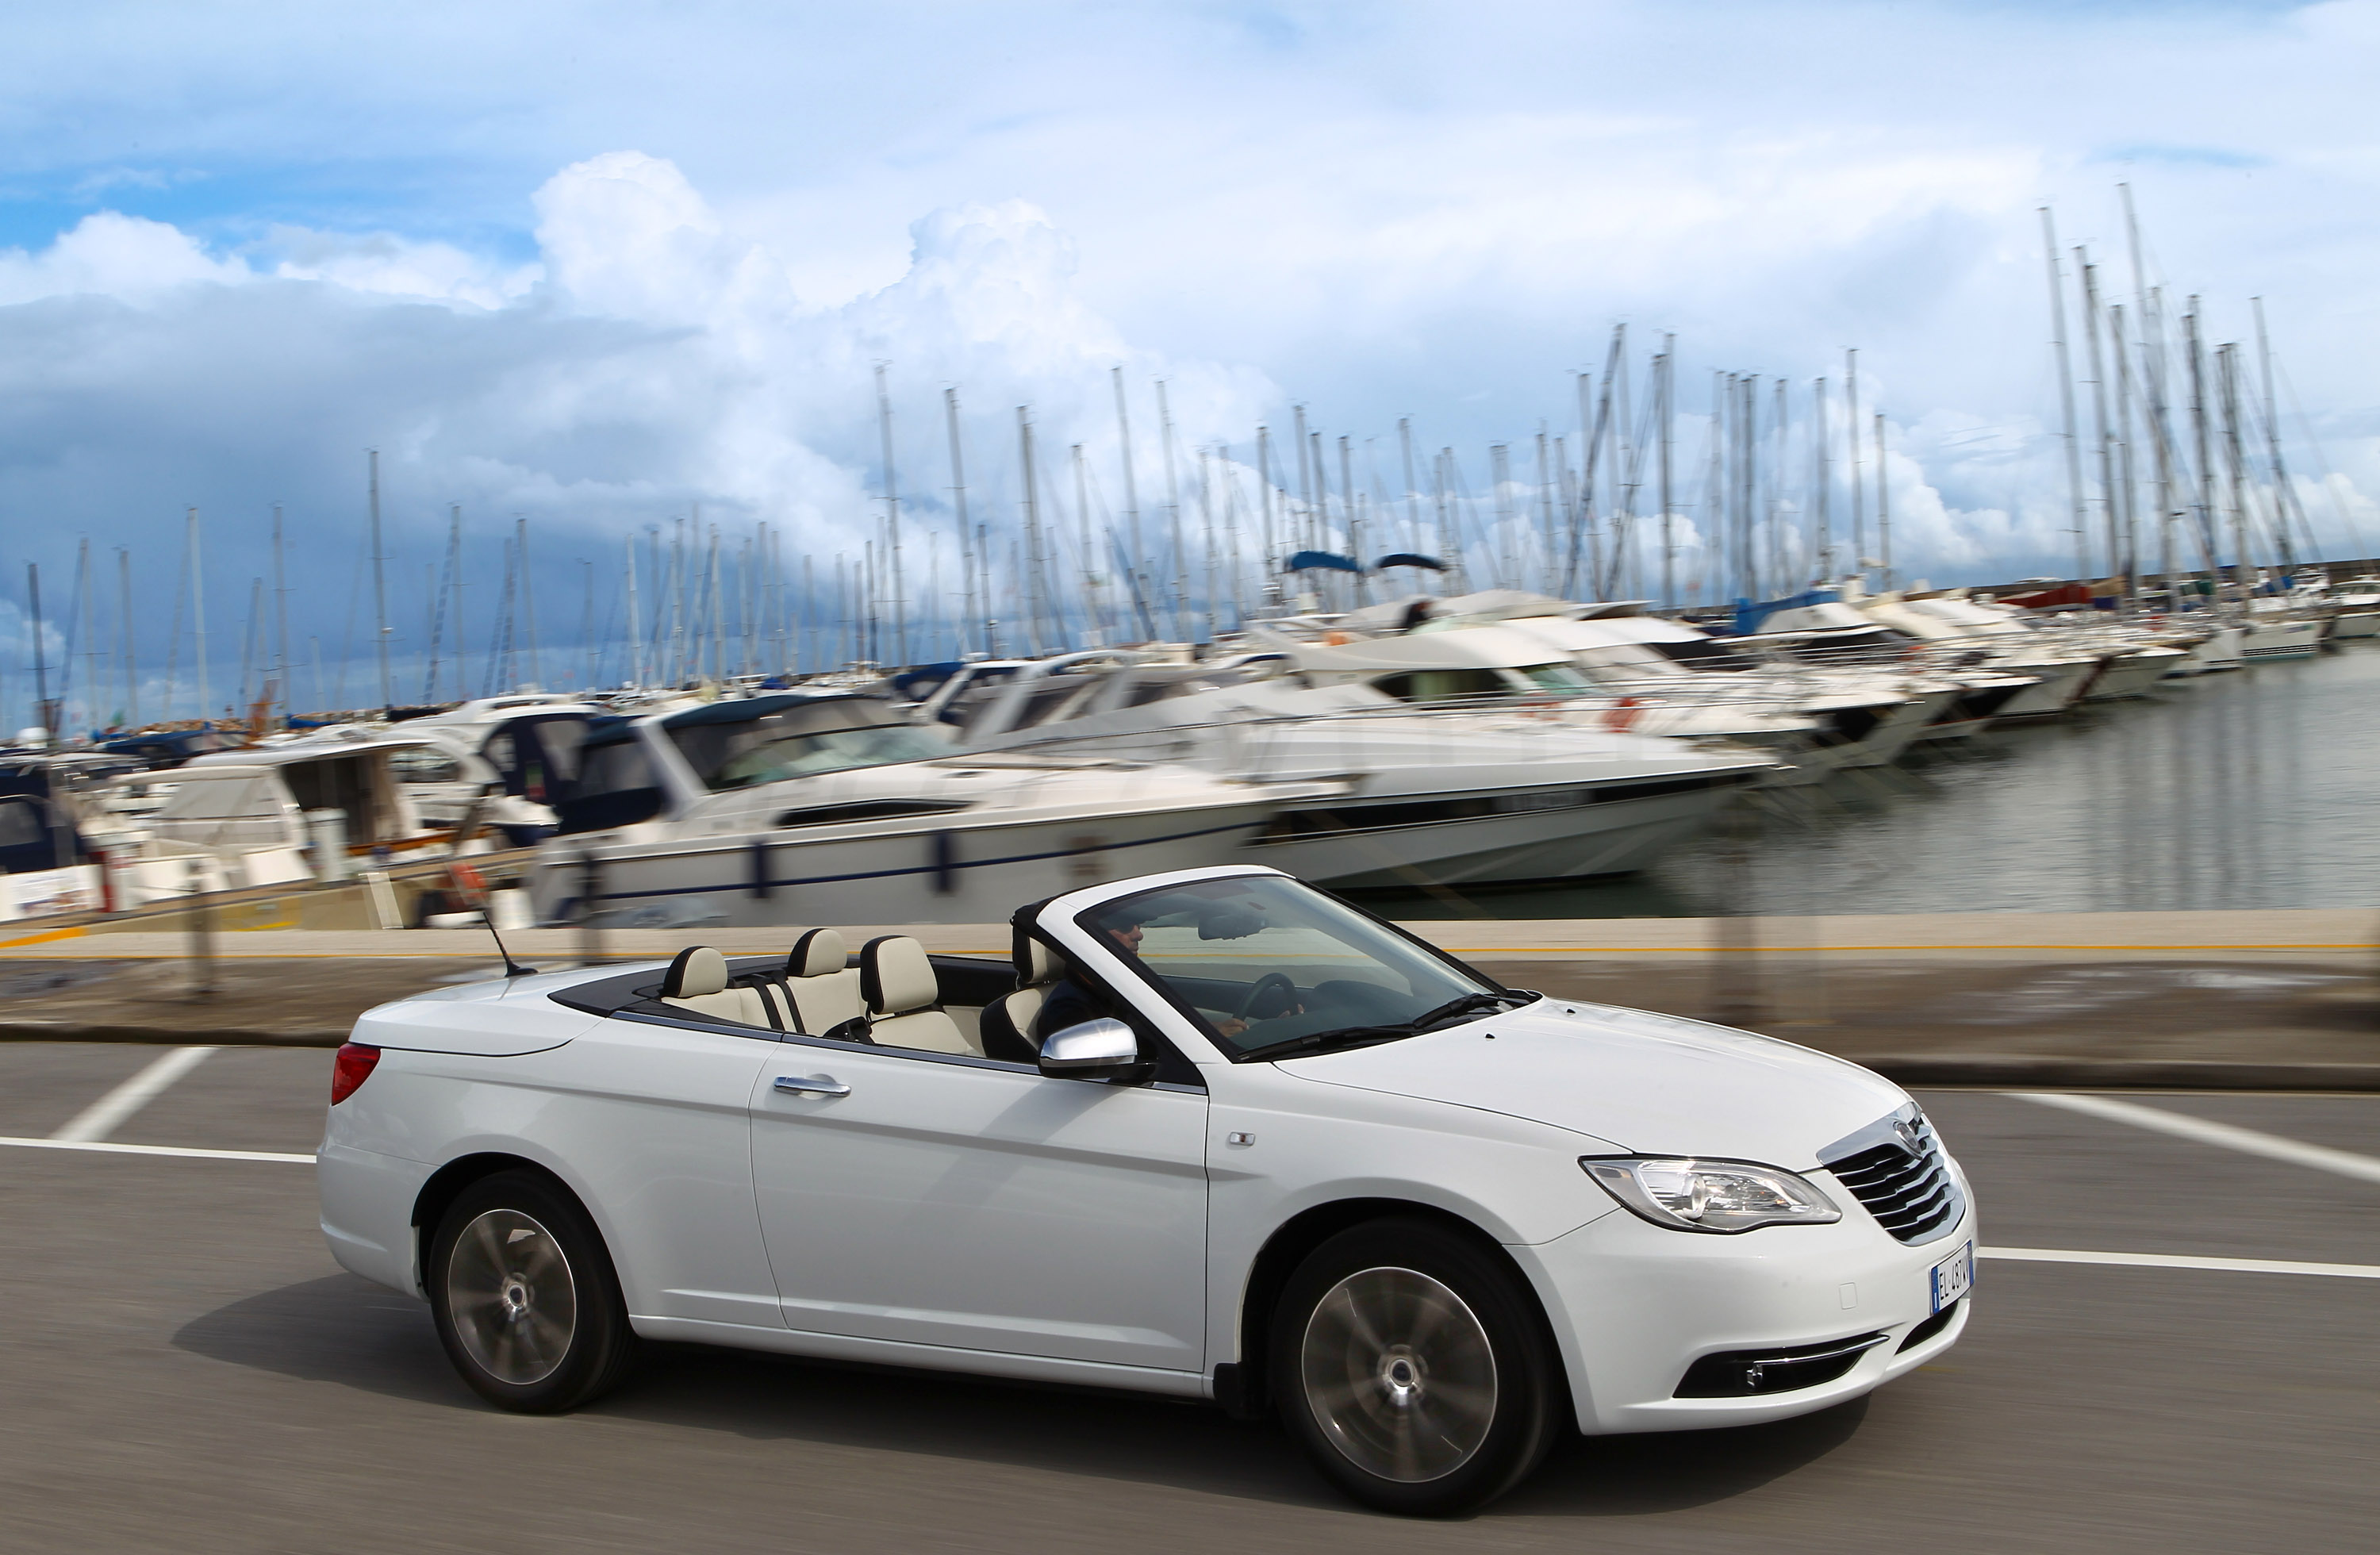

{"left": 1270, "top": 1218, "right": 1560, "bottom": 1516}
{"left": 427, "top": 1169, "right": 637, "bottom": 1413}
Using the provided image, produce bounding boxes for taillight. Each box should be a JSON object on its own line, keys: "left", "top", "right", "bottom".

{"left": 330, "top": 1042, "right": 381, "bottom": 1105}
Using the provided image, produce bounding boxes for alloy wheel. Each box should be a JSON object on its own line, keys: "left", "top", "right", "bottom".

{"left": 1299, "top": 1265, "right": 1499, "bottom": 1483}
{"left": 446, "top": 1207, "right": 578, "bottom": 1386}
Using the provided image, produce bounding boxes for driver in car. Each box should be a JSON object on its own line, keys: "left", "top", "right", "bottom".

{"left": 1038, "top": 900, "right": 1299, "bottom": 1044}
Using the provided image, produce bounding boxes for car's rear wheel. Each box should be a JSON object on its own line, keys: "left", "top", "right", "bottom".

{"left": 1271, "top": 1218, "right": 1560, "bottom": 1516}
{"left": 428, "top": 1169, "right": 635, "bottom": 1412}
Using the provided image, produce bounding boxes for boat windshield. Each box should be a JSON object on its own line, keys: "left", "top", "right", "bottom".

{"left": 670, "top": 700, "right": 953, "bottom": 790}
{"left": 1518, "top": 662, "right": 1596, "bottom": 694}
{"left": 1077, "top": 873, "right": 1519, "bottom": 1061}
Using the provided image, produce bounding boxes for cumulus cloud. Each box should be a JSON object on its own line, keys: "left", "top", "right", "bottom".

{"left": 0, "top": 211, "right": 252, "bottom": 305}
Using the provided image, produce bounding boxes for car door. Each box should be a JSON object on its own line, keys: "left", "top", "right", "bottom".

{"left": 748, "top": 1043, "right": 1209, "bottom": 1373}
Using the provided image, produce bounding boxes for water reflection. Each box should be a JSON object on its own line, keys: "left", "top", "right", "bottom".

{"left": 1368, "top": 647, "right": 2366, "bottom": 920}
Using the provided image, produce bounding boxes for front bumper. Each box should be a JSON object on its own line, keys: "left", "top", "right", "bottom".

{"left": 1511, "top": 1187, "right": 1976, "bottom": 1434}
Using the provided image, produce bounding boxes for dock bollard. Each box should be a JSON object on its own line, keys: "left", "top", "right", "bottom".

{"left": 186, "top": 854, "right": 215, "bottom": 999}
{"left": 580, "top": 850, "right": 604, "bottom": 966}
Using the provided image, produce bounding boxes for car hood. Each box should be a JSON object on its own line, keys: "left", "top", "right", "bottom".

{"left": 1279, "top": 1000, "right": 1907, "bottom": 1168}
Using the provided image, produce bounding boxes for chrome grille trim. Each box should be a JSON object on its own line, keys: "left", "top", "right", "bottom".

{"left": 1819, "top": 1110, "right": 1966, "bottom": 1245}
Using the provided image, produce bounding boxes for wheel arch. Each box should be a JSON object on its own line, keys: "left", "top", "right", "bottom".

{"left": 1221, "top": 1196, "right": 1562, "bottom": 1423}
{"left": 409, "top": 1151, "right": 585, "bottom": 1295}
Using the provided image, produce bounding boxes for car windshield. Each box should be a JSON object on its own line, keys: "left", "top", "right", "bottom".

{"left": 1078, "top": 873, "right": 1517, "bottom": 1060}
{"left": 669, "top": 700, "right": 954, "bottom": 790}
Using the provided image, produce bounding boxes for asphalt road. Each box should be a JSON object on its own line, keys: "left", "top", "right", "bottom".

{"left": 1, "top": 1042, "right": 2374, "bottom": 1553}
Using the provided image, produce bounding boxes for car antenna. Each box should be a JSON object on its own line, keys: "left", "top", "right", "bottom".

{"left": 448, "top": 861, "right": 536, "bottom": 977}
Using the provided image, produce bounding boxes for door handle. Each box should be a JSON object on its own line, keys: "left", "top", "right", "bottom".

{"left": 774, "top": 1074, "right": 850, "bottom": 1097}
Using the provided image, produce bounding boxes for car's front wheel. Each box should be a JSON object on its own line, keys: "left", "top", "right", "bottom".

{"left": 427, "top": 1169, "right": 636, "bottom": 1412}
{"left": 1271, "top": 1218, "right": 1560, "bottom": 1516}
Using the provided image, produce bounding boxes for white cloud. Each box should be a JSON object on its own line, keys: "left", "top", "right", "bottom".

{"left": 0, "top": 211, "right": 252, "bottom": 305}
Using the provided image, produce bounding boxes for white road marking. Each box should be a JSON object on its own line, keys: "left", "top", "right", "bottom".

{"left": 50, "top": 1046, "right": 219, "bottom": 1143}
{"left": 1983, "top": 1246, "right": 2380, "bottom": 1280}
{"left": 0, "top": 1135, "right": 313, "bottom": 1164}
{"left": 2008, "top": 1091, "right": 2380, "bottom": 1186}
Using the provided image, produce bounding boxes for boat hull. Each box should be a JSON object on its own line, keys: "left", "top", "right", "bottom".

{"left": 529, "top": 801, "right": 1282, "bottom": 927}
{"left": 2242, "top": 619, "right": 2324, "bottom": 661}
{"left": 1242, "top": 773, "right": 1756, "bottom": 888}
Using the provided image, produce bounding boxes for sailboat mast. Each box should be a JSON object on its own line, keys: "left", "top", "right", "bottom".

{"left": 2122, "top": 186, "right": 2180, "bottom": 589}
{"left": 624, "top": 535, "right": 642, "bottom": 685}
{"left": 1019, "top": 405, "right": 1046, "bottom": 654}
{"left": 1339, "top": 436, "right": 1363, "bottom": 607}
{"left": 1398, "top": 418, "right": 1421, "bottom": 558}
{"left": 2219, "top": 344, "right": 2255, "bottom": 591}
{"left": 1813, "top": 378, "right": 1832, "bottom": 582}
{"left": 1159, "top": 380, "right": 1185, "bottom": 636}
{"left": 2079, "top": 252, "right": 2119, "bottom": 600}
{"left": 189, "top": 506, "right": 209, "bottom": 724}
{"left": 946, "top": 386, "right": 976, "bottom": 658}
{"left": 519, "top": 516, "right": 543, "bottom": 689}
{"left": 118, "top": 547, "right": 136, "bottom": 726}
{"left": 1257, "top": 424, "right": 1277, "bottom": 594}
{"left": 1201, "top": 447, "right": 1222, "bottom": 634}
{"left": 2252, "top": 298, "right": 2303, "bottom": 573}
{"left": 271, "top": 504, "right": 289, "bottom": 720}
{"left": 1844, "top": 350, "right": 1864, "bottom": 584}
{"left": 2040, "top": 210, "right": 2090, "bottom": 582}
{"left": 367, "top": 451, "right": 391, "bottom": 711}
{"left": 1073, "top": 442, "right": 1100, "bottom": 638}
{"left": 79, "top": 537, "right": 100, "bottom": 732}
{"left": 1657, "top": 340, "right": 1675, "bottom": 611}
{"left": 2186, "top": 301, "right": 2223, "bottom": 598}
{"left": 1111, "top": 367, "right": 1142, "bottom": 605}
{"left": 26, "top": 564, "right": 48, "bottom": 733}
{"left": 874, "top": 363, "right": 907, "bottom": 666}
{"left": 2109, "top": 303, "right": 2139, "bottom": 606}
{"left": 1874, "top": 413, "right": 1893, "bottom": 591}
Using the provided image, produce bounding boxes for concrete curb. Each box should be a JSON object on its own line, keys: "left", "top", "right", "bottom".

{"left": 5, "top": 1022, "right": 2377, "bottom": 1090}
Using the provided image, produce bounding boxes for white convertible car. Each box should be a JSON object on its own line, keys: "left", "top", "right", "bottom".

{"left": 318, "top": 864, "right": 1975, "bottom": 1515}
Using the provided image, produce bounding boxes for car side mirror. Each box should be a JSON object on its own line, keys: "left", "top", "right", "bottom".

{"left": 1038, "top": 1017, "right": 1151, "bottom": 1081}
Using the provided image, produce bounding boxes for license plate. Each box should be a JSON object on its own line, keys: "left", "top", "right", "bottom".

{"left": 1930, "top": 1241, "right": 1974, "bottom": 1313}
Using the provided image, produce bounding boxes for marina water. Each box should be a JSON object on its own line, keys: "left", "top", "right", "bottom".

{"left": 1368, "top": 643, "right": 2380, "bottom": 920}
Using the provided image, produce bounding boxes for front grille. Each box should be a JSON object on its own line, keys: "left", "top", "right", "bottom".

{"left": 1821, "top": 1114, "right": 1964, "bottom": 1244}
{"left": 1676, "top": 1331, "right": 1890, "bottom": 1398}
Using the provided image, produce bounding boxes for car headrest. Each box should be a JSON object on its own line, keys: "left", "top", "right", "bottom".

{"left": 662, "top": 945, "right": 728, "bottom": 999}
{"left": 787, "top": 927, "right": 846, "bottom": 979}
{"left": 1012, "top": 924, "right": 1063, "bottom": 986}
{"left": 860, "top": 935, "right": 938, "bottom": 1016}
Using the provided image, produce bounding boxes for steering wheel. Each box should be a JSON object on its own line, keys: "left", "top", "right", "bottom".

{"left": 1235, "top": 971, "right": 1300, "bottom": 1023}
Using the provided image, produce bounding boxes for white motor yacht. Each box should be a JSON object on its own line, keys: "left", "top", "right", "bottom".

{"left": 1780, "top": 594, "right": 2102, "bottom": 716}
{"left": 393, "top": 694, "right": 604, "bottom": 846}
{"left": 1472, "top": 607, "right": 1972, "bottom": 768}
{"left": 935, "top": 652, "right": 1781, "bottom": 889}
{"left": 523, "top": 690, "right": 1331, "bottom": 927}
{"left": 1920, "top": 593, "right": 2190, "bottom": 697}
{"left": 91, "top": 725, "right": 449, "bottom": 903}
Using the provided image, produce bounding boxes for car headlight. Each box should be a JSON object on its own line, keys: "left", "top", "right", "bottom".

{"left": 1581, "top": 1156, "right": 1842, "bottom": 1234}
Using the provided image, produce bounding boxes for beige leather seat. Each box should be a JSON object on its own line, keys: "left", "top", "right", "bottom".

{"left": 659, "top": 946, "right": 777, "bottom": 1029}
{"left": 781, "top": 927, "right": 865, "bottom": 1036}
{"left": 859, "top": 935, "right": 979, "bottom": 1055}
{"left": 977, "top": 936, "right": 1064, "bottom": 1062}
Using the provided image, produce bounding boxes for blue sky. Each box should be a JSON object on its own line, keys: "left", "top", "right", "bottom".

{"left": 3, "top": 1, "right": 2376, "bottom": 718}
